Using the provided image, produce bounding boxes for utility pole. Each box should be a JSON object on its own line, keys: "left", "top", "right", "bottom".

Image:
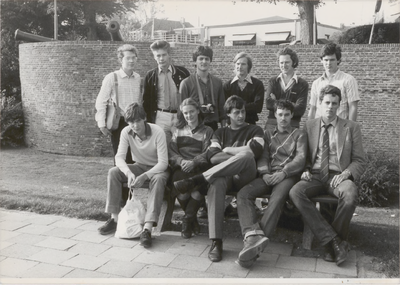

{"left": 54, "top": 0, "right": 58, "bottom": 40}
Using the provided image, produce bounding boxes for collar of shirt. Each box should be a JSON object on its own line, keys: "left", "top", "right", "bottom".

{"left": 188, "top": 123, "right": 205, "bottom": 134}
{"left": 273, "top": 125, "right": 294, "bottom": 135}
{"left": 320, "top": 117, "right": 338, "bottom": 129}
{"left": 118, "top": 68, "right": 138, "bottom": 78}
{"left": 196, "top": 73, "right": 210, "bottom": 81}
{"left": 231, "top": 74, "right": 253, "bottom": 84}
{"left": 128, "top": 123, "right": 152, "bottom": 140}
{"left": 277, "top": 73, "right": 298, "bottom": 84}
{"left": 321, "top": 69, "right": 343, "bottom": 80}
{"left": 158, "top": 65, "right": 173, "bottom": 75}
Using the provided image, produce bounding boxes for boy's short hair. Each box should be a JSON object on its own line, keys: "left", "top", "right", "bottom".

{"left": 277, "top": 47, "right": 299, "bottom": 68}
{"left": 124, "top": 103, "right": 147, "bottom": 123}
{"left": 319, "top": 85, "right": 342, "bottom": 104}
{"left": 192, "top": 45, "right": 213, "bottom": 62}
{"left": 150, "top": 40, "right": 171, "bottom": 54}
{"left": 117, "top": 44, "right": 138, "bottom": 60}
{"left": 274, "top": 100, "right": 295, "bottom": 114}
{"left": 233, "top": 52, "right": 253, "bottom": 73}
{"left": 224, "top": 95, "right": 245, "bottom": 114}
{"left": 320, "top": 43, "right": 342, "bottom": 63}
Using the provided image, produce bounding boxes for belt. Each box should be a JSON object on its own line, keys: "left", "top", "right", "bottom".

{"left": 157, "top": 108, "right": 177, "bottom": 113}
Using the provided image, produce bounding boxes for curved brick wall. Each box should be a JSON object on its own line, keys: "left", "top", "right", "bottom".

{"left": 19, "top": 42, "right": 399, "bottom": 157}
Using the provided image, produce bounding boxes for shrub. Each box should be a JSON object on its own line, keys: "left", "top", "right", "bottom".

{"left": 356, "top": 152, "right": 399, "bottom": 207}
{"left": 1, "top": 92, "right": 24, "bottom": 147}
{"left": 339, "top": 23, "right": 400, "bottom": 44}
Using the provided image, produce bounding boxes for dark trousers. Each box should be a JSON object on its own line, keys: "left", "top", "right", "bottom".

{"left": 111, "top": 117, "right": 133, "bottom": 165}
{"left": 289, "top": 172, "right": 358, "bottom": 245}
{"left": 237, "top": 175, "right": 299, "bottom": 237}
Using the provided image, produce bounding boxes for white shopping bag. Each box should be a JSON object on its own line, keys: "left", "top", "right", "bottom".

{"left": 115, "top": 189, "right": 146, "bottom": 239}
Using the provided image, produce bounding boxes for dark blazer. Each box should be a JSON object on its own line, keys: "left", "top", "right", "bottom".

{"left": 304, "top": 117, "right": 366, "bottom": 180}
{"left": 223, "top": 76, "right": 265, "bottom": 124}
{"left": 142, "top": 65, "right": 190, "bottom": 123}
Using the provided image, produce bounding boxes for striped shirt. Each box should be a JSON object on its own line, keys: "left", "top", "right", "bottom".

{"left": 95, "top": 68, "right": 141, "bottom": 128}
{"left": 257, "top": 126, "right": 307, "bottom": 178}
{"left": 310, "top": 69, "right": 359, "bottom": 119}
{"left": 169, "top": 124, "right": 214, "bottom": 171}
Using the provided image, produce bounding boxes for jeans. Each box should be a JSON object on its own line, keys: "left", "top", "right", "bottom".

{"left": 237, "top": 175, "right": 299, "bottom": 237}
{"left": 289, "top": 173, "right": 358, "bottom": 245}
{"left": 105, "top": 163, "right": 169, "bottom": 226}
{"left": 204, "top": 151, "right": 257, "bottom": 239}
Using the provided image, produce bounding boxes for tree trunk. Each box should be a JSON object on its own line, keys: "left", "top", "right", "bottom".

{"left": 82, "top": 2, "right": 98, "bottom": 40}
{"left": 296, "top": 0, "right": 316, "bottom": 44}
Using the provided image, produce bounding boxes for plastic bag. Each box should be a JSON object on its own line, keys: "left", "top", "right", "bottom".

{"left": 115, "top": 189, "right": 146, "bottom": 239}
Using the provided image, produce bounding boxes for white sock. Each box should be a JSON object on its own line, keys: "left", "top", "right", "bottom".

{"left": 144, "top": 222, "right": 153, "bottom": 232}
{"left": 111, "top": 213, "right": 118, "bottom": 222}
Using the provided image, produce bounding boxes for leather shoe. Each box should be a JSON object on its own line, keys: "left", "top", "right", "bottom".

{"left": 139, "top": 229, "right": 152, "bottom": 248}
{"left": 174, "top": 178, "right": 195, "bottom": 195}
{"left": 331, "top": 236, "right": 348, "bottom": 266}
{"left": 323, "top": 243, "right": 335, "bottom": 262}
{"left": 98, "top": 218, "right": 117, "bottom": 235}
{"left": 238, "top": 235, "right": 269, "bottom": 263}
{"left": 208, "top": 239, "right": 223, "bottom": 262}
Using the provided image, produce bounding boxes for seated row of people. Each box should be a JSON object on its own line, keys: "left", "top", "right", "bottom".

{"left": 98, "top": 84, "right": 365, "bottom": 269}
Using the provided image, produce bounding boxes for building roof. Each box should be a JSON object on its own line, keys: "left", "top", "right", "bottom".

{"left": 141, "top": 18, "right": 194, "bottom": 33}
{"left": 206, "top": 16, "right": 294, "bottom": 28}
{"left": 237, "top": 16, "right": 294, "bottom": 25}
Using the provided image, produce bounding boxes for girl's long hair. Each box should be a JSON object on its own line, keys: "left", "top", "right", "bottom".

{"left": 175, "top": 98, "right": 204, "bottom": 129}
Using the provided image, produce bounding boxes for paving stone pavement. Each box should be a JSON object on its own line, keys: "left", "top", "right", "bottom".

{"left": 0, "top": 208, "right": 361, "bottom": 282}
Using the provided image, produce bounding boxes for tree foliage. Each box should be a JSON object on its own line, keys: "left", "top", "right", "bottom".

{"left": 241, "top": 0, "right": 322, "bottom": 44}
{"left": 339, "top": 22, "right": 400, "bottom": 44}
{"left": 1, "top": 0, "right": 142, "bottom": 146}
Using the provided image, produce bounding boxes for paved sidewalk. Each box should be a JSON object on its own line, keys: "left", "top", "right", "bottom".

{"left": 0, "top": 208, "right": 358, "bottom": 280}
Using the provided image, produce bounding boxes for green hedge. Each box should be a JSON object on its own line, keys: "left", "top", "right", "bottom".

{"left": 1, "top": 93, "right": 24, "bottom": 147}
{"left": 356, "top": 152, "right": 399, "bottom": 207}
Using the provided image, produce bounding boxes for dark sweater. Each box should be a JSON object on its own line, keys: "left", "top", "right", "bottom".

{"left": 207, "top": 124, "right": 264, "bottom": 162}
{"left": 265, "top": 76, "right": 309, "bottom": 128}
{"left": 223, "top": 76, "right": 265, "bottom": 124}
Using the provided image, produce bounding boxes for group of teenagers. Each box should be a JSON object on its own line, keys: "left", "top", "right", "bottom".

{"left": 94, "top": 40, "right": 366, "bottom": 268}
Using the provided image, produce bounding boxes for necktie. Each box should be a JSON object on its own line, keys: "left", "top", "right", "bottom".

{"left": 320, "top": 124, "right": 331, "bottom": 183}
{"left": 164, "top": 70, "right": 171, "bottom": 109}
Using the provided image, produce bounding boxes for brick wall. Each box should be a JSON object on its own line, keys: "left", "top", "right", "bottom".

{"left": 19, "top": 42, "right": 399, "bottom": 157}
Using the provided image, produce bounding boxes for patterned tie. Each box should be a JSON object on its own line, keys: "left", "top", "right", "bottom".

{"left": 164, "top": 70, "right": 171, "bottom": 109}
{"left": 320, "top": 124, "right": 331, "bottom": 183}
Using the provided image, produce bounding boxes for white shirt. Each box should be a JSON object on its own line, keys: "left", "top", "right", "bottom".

{"left": 95, "top": 68, "right": 141, "bottom": 128}
{"left": 310, "top": 69, "right": 359, "bottom": 120}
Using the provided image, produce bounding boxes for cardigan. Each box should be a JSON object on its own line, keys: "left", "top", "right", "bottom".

{"left": 223, "top": 76, "right": 265, "bottom": 124}
{"left": 265, "top": 76, "right": 309, "bottom": 128}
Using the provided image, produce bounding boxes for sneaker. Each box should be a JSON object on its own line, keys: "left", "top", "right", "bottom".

{"left": 235, "top": 256, "right": 258, "bottom": 268}
{"left": 98, "top": 218, "right": 117, "bottom": 235}
{"left": 238, "top": 235, "right": 269, "bottom": 263}
{"left": 140, "top": 229, "right": 152, "bottom": 248}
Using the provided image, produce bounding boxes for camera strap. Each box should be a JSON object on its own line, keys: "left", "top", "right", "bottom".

{"left": 195, "top": 74, "right": 215, "bottom": 106}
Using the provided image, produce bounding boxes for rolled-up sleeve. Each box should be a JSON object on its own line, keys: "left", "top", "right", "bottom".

{"left": 95, "top": 73, "right": 114, "bottom": 128}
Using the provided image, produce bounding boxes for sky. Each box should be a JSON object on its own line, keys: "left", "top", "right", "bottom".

{"left": 156, "top": 0, "right": 379, "bottom": 28}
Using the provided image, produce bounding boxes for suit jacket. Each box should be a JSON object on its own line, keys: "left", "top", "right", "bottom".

{"left": 304, "top": 117, "right": 366, "bottom": 180}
